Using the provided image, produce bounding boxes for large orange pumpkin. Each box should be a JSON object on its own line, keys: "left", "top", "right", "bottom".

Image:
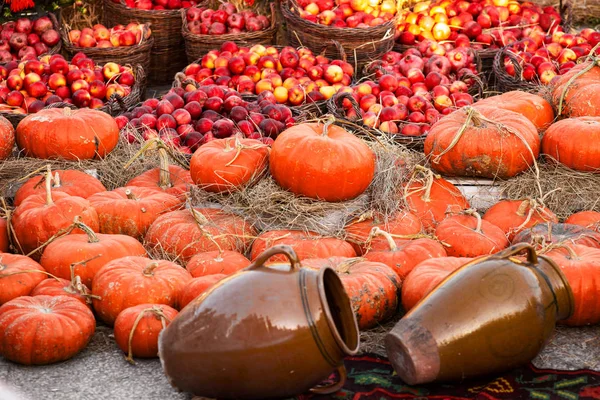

{"left": 542, "top": 117, "right": 600, "bottom": 172}
{"left": 270, "top": 122, "right": 376, "bottom": 202}
{"left": 39, "top": 219, "right": 147, "bottom": 287}
{"left": 11, "top": 171, "right": 100, "bottom": 257}
{"left": 474, "top": 91, "right": 554, "bottom": 130}
{"left": 566, "top": 211, "right": 600, "bottom": 232}
{"left": 178, "top": 274, "right": 226, "bottom": 309}
{"left": 250, "top": 229, "right": 356, "bottom": 262}
{"left": 483, "top": 199, "right": 558, "bottom": 241}
{"left": 88, "top": 186, "right": 182, "bottom": 240}
{"left": 16, "top": 108, "right": 119, "bottom": 160}
{"left": 425, "top": 106, "right": 540, "bottom": 179}
{"left": 403, "top": 166, "right": 470, "bottom": 231}
{"left": 344, "top": 211, "right": 422, "bottom": 255}
{"left": 92, "top": 256, "right": 192, "bottom": 325}
{"left": 14, "top": 168, "right": 106, "bottom": 206}
{"left": 401, "top": 256, "right": 474, "bottom": 311}
{"left": 114, "top": 304, "right": 178, "bottom": 362}
{"left": 552, "top": 60, "right": 600, "bottom": 118}
{"left": 190, "top": 137, "right": 269, "bottom": 193}
{"left": 0, "top": 253, "right": 47, "bottom": 305}
{"left": 302, "top": 257, "right": 401, "bottom": 329}
{"left": 434, "top": 211, "right": 509, "bottom": 257}
{"left": 145, "top": 208, "right": 256, "bottom": 262}
{"left": 0, "top": 295, "right": 96, "bottom": 365}
{"left": 186, "top": 250, "right": 250, "bottom": 278}
{"left": 363, "top": 228, "right": 447, "bottom": 279}
{"left": 0, "top": 115, "right": 14, "bottom": 160}
{"left": 0, "top": 217, "right": 8, "bottom": 253}
{"left": 543, "top": 244, "right": 600, "bottom": 326}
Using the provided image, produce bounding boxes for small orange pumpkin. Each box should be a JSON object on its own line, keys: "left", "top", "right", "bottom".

{"left": 0, "top": 253, "right": 47, "bottom": 305}
{"left": 566, "top": 211, "right": 600, "bottom": 232}
{"left": 483, "top": 199, "right": 558, "bottom": 241}
{"left": 186, "top": 250, "right": 250, "bottom": 278}
{"left": 542, "top": 117, "right": 600, "bottom": 172}
{"left": 474, "top": 91, "right": 554, "bottom": 130}
{"left": 178, "top": 274, "right": 226, "bottom": 309}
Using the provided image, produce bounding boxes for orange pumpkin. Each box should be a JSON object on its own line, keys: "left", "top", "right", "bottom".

{"left": 16, "top": 108, "right": 119, "bottom": 160}
{"left": 145, "top": 208, "right": 256, "bottom": 262}
{"left": 0, "top": 217, "right": 8, "bottom": 253}
{"left": 178, "top": 274, "right": 226, "bottom": 309}
{"left": 0, "top": 295, "right": 95, "bottom": 365}
{"left": 0, "top": 253, "right": 47, "bottom": 305}
{"left": 31, "top": 275, "right": 93, "bottom": 308}
{"left": 302, "top": 257, "right": 401, "bottom": 329}
{"left": 250, "top": 229, "right": 356, "bottom": 262}
{"left": 344, "top": 211, "right": 422, "bottom": 255}
{"left": 114, "top": 304, "right": 178, "bottom": 362}
{"left": 401, "top": 256, "right": 474, "bottom": 311}
{"left": 474, "top": 91, "right": 554, "bottom": 130}
{"left": 88, "top": 186, "right": 182, "bottom": 240}
{"left": 14, "top": 168, "right": 106, "bottom": 206}
{"left": 0, "top": 115, "right": 14, "bottom": 160}
{"left": 513, "top": 222, "right": 600, "bottom": 250}
{"left": 483, "top": 199, "right": 557, "bottom": 241}
{"left": 270, "top": 122, "right": 376, "bottom": 201}
{"left": 425, "top": 106, "right": 540, "bottom": 179}
{"left": 190, "top": 137, "right": 269, "bottom": 193}
{"left": 542, "top": 117, "right": 600, "bottom": 172}
{"left": 552, "top": 60, "right": 600, "bottom": 118}
{"left": 543, "top": 244, "right": 600, "bottom": 326}
{"left": 11, "top": 171, "right": 100, "bottom": 258}
{"left": 363, "top": 228, "right": 446, "bottom": 279}
{"left": 434, "top": 211, "right": 509, "bottom": 257}
{"left": 186, "top": 250, "right": 250, "bottom": 278}
{"left": 403, "top": 167, "right": 470, "bottom": 231}
{"left": 566, "top": 211, "right": 600, "bottom": 232}
{"left": 92, "top": 256, "right": 192, "bottom": 325}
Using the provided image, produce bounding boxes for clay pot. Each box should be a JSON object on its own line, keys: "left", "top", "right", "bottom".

{"left": 158, "top": 245, "right": 359, "bottom": 399}
{"left": 385, "top": 244, "right": 574, "bottom": 385}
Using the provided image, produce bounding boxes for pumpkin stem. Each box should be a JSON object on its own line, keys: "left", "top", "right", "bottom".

{"left": 463, "top": 209, "right": 483, "bottom": 233}
{"left": 157, "top": 147, "right": 172, "bottom": 190}
{"left": 516, "top": 199, "right": 532, "bottom": 217}
{"left": 63, "top": 107, "right": 72, "bottom": 117}
{"left": 224, "top": 136, "right": 269, "bottom": 167}
{"left": 0, "top": 268, "right": 60, "bottom": 281}
{"left": 125, "top": 306, "right": 172, "bottom": 365}
{"left": 142, "top": 262, "right": 159, "bottom": 276}
{"left": 557, "top": 58, "right": 599, "bottom": 116}
{"left": 45, "top": 165, "right": 53, "bottom": 205}
{"left": 541, "top": 242, "right": 580, "bottom": 261}
{"left": 336, "top": 257, "right": 365, "bottom": 274}
{"left": 320, "top": 114, "right": 336, "bottom": 137}
{"left": 431, "top": 107, "right": 477, "bottom": 164}
{"left": 52, "top": 172, "right": 62, "bottom": 188}
{"left": 72, "top": 216, "right": 100, "bottom": 243}
{"left": 125, "top": 189, "right": 137, "bottom": 200}
{"left": 369, "top": 227, "right": 397, "bottom": 251}
{"left": 404, "top": 165, "right": 441, "bottom": 203}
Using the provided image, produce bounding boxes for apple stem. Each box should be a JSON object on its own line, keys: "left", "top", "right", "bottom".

{"left": 45, "top": 164, "right": 53, "bottom": 206}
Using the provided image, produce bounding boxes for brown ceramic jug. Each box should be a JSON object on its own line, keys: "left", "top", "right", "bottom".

{"left": 158, "top": 245, "right": 359, "bottom": 399}
{"left": 385, "top": 244, "right": 574, "bottom": 385}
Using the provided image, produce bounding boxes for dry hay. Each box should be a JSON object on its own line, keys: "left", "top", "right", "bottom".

{"left": 190, "top": 133, "right": 425, "bottom": 238}
{"left": 500, "top": 159, "right": 600, "bottom": 220}
{"left": 359, "top": 315, "right": 401, "bottom": 356}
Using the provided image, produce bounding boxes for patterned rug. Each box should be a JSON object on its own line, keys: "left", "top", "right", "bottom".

{"left": 296, "top": 354, "right": 600, "bottom": 400}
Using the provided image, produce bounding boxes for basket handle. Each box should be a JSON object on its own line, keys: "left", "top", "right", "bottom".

{"left": 328, "top": 91, "right": 361, "bottom": 122}
{"left": 493, "top": 44, "right": 523, "bottom": 85}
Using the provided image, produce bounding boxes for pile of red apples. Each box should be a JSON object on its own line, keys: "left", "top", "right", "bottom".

{"left": 295, "top": 0, "right": 398, "bottom": 28}
{"left": 115, "top": 0, "right": 200, "bottom": 10}
{"left": 0, "top": 16, "right": 59, "bottom": 63}
{"left": 116, "top": 84, "right": 297, "bottom": 153}
{"left": 67, "top": 23, "right": 150, "bottom": 48}
{"left": 186, "top": 2, "right": 271, "bottom": 35}
{"left": 0, "top": 52, "right": 135, "bottom": 114}
{"left": 182, "top": 41, "right": 354, "bottom": 106}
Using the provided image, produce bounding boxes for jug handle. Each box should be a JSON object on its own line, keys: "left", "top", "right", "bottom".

{"left": 309, "top": 365, "right": 347, "bottom": 395}
{"left": 245, "top": 245, "right": 301, "bottom": 271}
{"left": 495, "top": 243, "right": 538, "bottom": 264}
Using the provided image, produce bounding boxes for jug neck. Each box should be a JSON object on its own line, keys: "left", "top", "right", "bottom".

{"left": 534, "top": 255, "right": 575, "bottom": 321}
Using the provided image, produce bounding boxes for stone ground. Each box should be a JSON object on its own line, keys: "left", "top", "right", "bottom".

{"left": 1, "top": 323, "right": 599, "bottom": 400}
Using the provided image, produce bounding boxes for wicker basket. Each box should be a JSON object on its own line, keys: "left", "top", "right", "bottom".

{"left": 60, "top": 24, "right": 153, "bottom": 91}
{"left": 281, "top": 0, "right": 395, "bottom": 73}
{"left": 181, "top": 3, "right": 278, "bottom": 64}
{"left": 492, "top": 44, "right": 543, "bottom": 94}
{"left": 103, "top": 0, "right": 203, "bottom": 85}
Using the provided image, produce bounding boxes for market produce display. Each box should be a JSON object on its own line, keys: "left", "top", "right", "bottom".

{"left": 185, "top": 3, "right": 271, "bottom": 35}
{"left": 65, "top": 22, "right": 151, "bottom": 48}
{"left": 0, "top": 15, "right": 60, "bottom": 63}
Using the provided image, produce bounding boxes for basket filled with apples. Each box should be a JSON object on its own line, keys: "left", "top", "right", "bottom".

{"left": 60, "top": 22, "right": 154, "bottom": 91}
{"left": 492, "top": 28, "right": 598, "bottom": 92}
{"left": 182, "top": 2, "right": 277, "bottom": 64}
{"left": 0, "top": 52, "right": 144, "bottom": 127}
{"left": 174, "top": 41, "right": 356, "bottom": 117}
{"left": 0, "top": 14, "right": 62, "bottom": 65}
{"left": 280, "top": 0, "right": 397, "bottom": 72}
{"left": 103, "top": 0, "right": 207, "bottom": 85}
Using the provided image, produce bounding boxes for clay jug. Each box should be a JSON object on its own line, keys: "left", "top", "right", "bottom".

{"left": 385, "top": 244, "right": 574, "bottom": 385}
{"left": 158, "top": 245, "right": 359, "bottom": 399}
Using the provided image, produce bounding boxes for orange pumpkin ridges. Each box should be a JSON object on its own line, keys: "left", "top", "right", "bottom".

{"left": 482, "top": 199, "right": 558, "bottom": 241}
{"left": 91, "top": 256, "right": 192, "bottom": 326}
{"left": 0, "top": 295, "right": 96, "bottom": 365}
{"left": 125, "top": 138, "right": 193, "bottom": 197}
{"left": 542, "top": 117, "right": 600, "bottom": 172}
{"left": 474, "top": 91, "right": 554, "bottom": 131}
{"left": 0, "top": 253, "right": 48, "bottom": 305}
{"left": 179, "top": 274, "right": 227, "bottom": 310}
{"left": 363, "top": 227, "right": 447, "bottom": 280}
{"left": 0, "top": 115, "right": 15, "bottom": 161}
{"left": 542, "top": 243, "right": 600, "bottom": 326}
{"left": 186, "top": 250, "right": 250, "bottom": 278}
{"left": 269, "top": 120, "right": 376, "bottom": 202}
{"left": 30, "top": 275, "right": 95, "bottom": 308}
{"left": 190, "top": 137, "right": 270, "bottom": 194}
{"left": 16, "top": 107, "right": 119, "bottom": 160}
{"left": 512, "top": 222, "right": 600, "bottom": 250}
{"left": 14, "top": 166, "right": 107, "bottom": 206}
{"left": 302, "top": 256, "right": 401, "bottom": 329}
{"left": 424, "top": 106, "right": 540, "bottom": 179}
{"left": 552, "top": 59, "right": 600, "bottom": 118}
{"left": 114, "top": 304, "right": 178, "bottom": 363}
{"left": 566, "top": 211, "right": 600, "bottom": 232}
{"left": 0, "top": 216, "right": 8, "bottom": 253}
